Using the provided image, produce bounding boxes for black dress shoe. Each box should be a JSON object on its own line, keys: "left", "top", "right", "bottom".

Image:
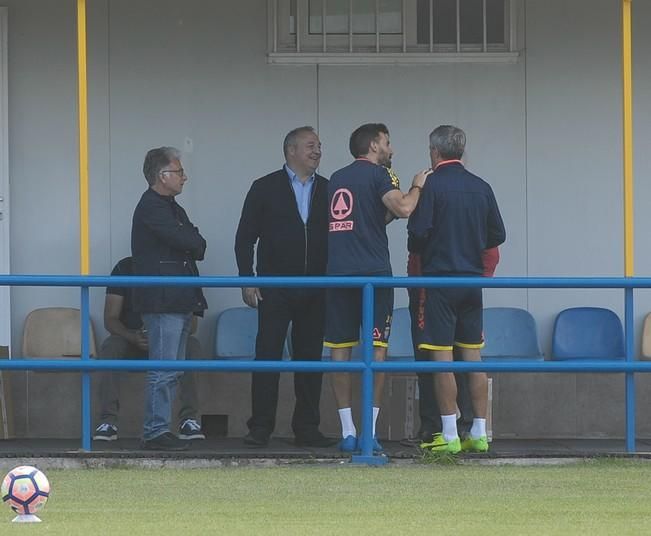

{"left": 141, "top": 432, "right": 190, "bottom": 451}
{"left": 419, "top": 430, "right": 437, "bottom": 443}
{"left": 243, "top": 431, "right": 269, "bottom": 447}
{"left": 295, "top": 432, "right": 338, "bottom": 448}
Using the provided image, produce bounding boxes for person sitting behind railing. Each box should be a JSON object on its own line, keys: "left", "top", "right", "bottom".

{"left": 93, "top": 256, "right": 206, "bottom": 444}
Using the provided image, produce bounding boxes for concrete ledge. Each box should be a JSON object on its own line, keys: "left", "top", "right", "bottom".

{"left": 1, "top": 438, "right": 651, "bottom": 472}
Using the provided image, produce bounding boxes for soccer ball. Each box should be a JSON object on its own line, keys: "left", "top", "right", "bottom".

{"left": 1, "top": 466, "right": 50, "bottom": 516}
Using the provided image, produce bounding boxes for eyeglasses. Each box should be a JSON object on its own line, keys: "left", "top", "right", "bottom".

{"left": 160, "top": 168, "right": 186, "bottom": 177}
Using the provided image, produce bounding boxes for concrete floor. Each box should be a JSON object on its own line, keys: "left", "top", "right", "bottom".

{"left": 2, "top": 437, "right": 651, "bottom": 462}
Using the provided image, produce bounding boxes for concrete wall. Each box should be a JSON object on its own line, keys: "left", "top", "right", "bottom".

{"left": 526, "top": 0, "right": 626, "bottom": 354}
{"left": 7, "top": 0, "right": 529, "bottom": 351}
{"left": 3, "top": 0, "right": 651, "bottom": 438}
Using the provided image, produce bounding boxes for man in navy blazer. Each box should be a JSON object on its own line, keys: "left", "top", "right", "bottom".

{"left": 235, "top": 127, "right": 334, "bottom": 448}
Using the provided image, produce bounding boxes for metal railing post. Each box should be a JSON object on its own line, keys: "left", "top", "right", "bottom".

{"left": 80, "top": 285, "right": 91, "bottom": 452}
{"left": 322, "top": 0, "right": 327, "bottom": 52}
{"left": 352, "top": 283, "right": 387, "bottom": 464}
{"left": 375, "top": 0, "right": 380, "bottom": 52}
{"left": 625, "top": 286, "right": 635, "bottom": 452}
{"left": 348, "top": 0, "right": 353, "bottom": 52}
{"left": 455, "top": 0, "right": 460, "bottom": 52}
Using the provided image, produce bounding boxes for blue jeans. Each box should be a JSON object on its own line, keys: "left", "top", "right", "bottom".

{"left": 142, "top": 313, "right": 192, "bottom": 440}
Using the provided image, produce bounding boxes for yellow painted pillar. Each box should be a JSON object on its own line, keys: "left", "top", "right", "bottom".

{"left": 77, "top": 0, "right": 89, "bottom": 274}
{"left": 622, "top": 0, "right": 634, "bottom": 276}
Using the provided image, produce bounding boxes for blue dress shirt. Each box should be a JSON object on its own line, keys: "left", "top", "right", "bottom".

{"left": 285, "top": 164, "right": 315, "bottom": 224}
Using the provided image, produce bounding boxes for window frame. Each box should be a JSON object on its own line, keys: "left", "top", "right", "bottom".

{"left": 268, "top": 0, "right": 520, "bottom": 64}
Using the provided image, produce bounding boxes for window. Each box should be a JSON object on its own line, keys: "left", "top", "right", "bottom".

{"left": 268, "top": 0, "right": 519, "bottom": 64}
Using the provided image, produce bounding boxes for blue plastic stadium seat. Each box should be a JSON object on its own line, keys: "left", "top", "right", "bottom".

{"left": 214, "top": 307, "right": 258, "bottom": 360}
{"left": 215, "top": 307, "right": 290, "bottom": 360}
{"left": 387, "top": 307, "right": 415, "bottom": 362}
{"left": 551, "top": 307, "right": 624, "bottom": 361}
{"left": 482, "top": 307, "right": 544, "bottom": 362}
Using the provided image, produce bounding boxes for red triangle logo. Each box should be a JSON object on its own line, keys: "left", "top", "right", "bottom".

{"left": 334, "top": 194, "right": 348, "bottom": 213}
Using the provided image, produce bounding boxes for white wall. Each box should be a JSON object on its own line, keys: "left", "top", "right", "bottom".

{"left": 632, "top": 0, "right": 651, "bottom": 335}
{"left": 317, "top": 61, "right": 527, "bottom": 310}
{"left": 7, "top": 0, "right": 83, "bottom": 353}
{"left": 104, "top": 0, "right": 322, "bottom": 352}
{"left": 4, "top": 0, "right": 649, "bottom": 358}
{"left": 525, "top": 0, "right": 651, "bottom": 355}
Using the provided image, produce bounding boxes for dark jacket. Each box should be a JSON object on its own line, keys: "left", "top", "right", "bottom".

{"left": 131, "top": 188, "right": 207, "bottom": 314}
{"left": 407, "top": 162, "right": 506, "bottom": 275}
{"left": 235, "top": 169, "right": 328, "bottom": 276}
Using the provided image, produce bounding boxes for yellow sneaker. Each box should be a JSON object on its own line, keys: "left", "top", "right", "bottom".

{"left": 460, "top": 435, "right": 489, "bottom": 453}
{"left": 420, "top": 433, "right": 461, "bottom": 454}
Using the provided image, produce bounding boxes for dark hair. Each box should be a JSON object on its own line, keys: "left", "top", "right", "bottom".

{"left": 349, "top": 123, "right": 389, "bottom": 158}
{"left": 429, "top": 125, "right": 466, "bottom": 160}
{"left": 283, "top": 126, "right": 317, "bottom": 157}
{"left": 142, "top": 147, "right": 180, "bottom": 186}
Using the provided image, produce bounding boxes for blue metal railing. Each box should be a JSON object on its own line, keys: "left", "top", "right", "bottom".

{"left": 1, "top": 274, "right": 650, "bottom": 464}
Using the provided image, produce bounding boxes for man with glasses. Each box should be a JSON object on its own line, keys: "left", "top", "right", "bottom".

{"left": 131, "top": 147, "right": 207, "bottom": 451}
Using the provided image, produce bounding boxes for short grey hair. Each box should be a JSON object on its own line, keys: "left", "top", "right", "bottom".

{"left": 429, "top": 125, "right": 466, "bottom": 160}
{"left": 283, "top": 126, "right": 317, "bottom": 157}
{"left": 143, "top": 146, "right": 181, "bottom": 186}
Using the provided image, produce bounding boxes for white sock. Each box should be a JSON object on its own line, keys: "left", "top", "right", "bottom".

{"left": 338, "top": 408, "right": 356, "bottom": 438}
{"left": 470, "top": 418, "right": 487, "bottom": 439}
{"left": 372, "top": 407, "right": 380, "bottom": 437}
{"left": 441, "top": 414, "right": 458, "bottom": 441}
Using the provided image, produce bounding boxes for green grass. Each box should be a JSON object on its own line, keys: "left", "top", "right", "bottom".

{"left": 4, "top": 460, "right": 651, "bottom": 535}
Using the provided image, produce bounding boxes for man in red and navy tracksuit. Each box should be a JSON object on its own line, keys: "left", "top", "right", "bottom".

{"left": 408, "top": 125, "right": 505, "bottom": 454}
{"left": 407, "top": 238, "right": 499, "bottom": 444}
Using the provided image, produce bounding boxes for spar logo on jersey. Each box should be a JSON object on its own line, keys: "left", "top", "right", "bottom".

{"left": 329, "top": 188, "right": 354, "bottom": 232}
